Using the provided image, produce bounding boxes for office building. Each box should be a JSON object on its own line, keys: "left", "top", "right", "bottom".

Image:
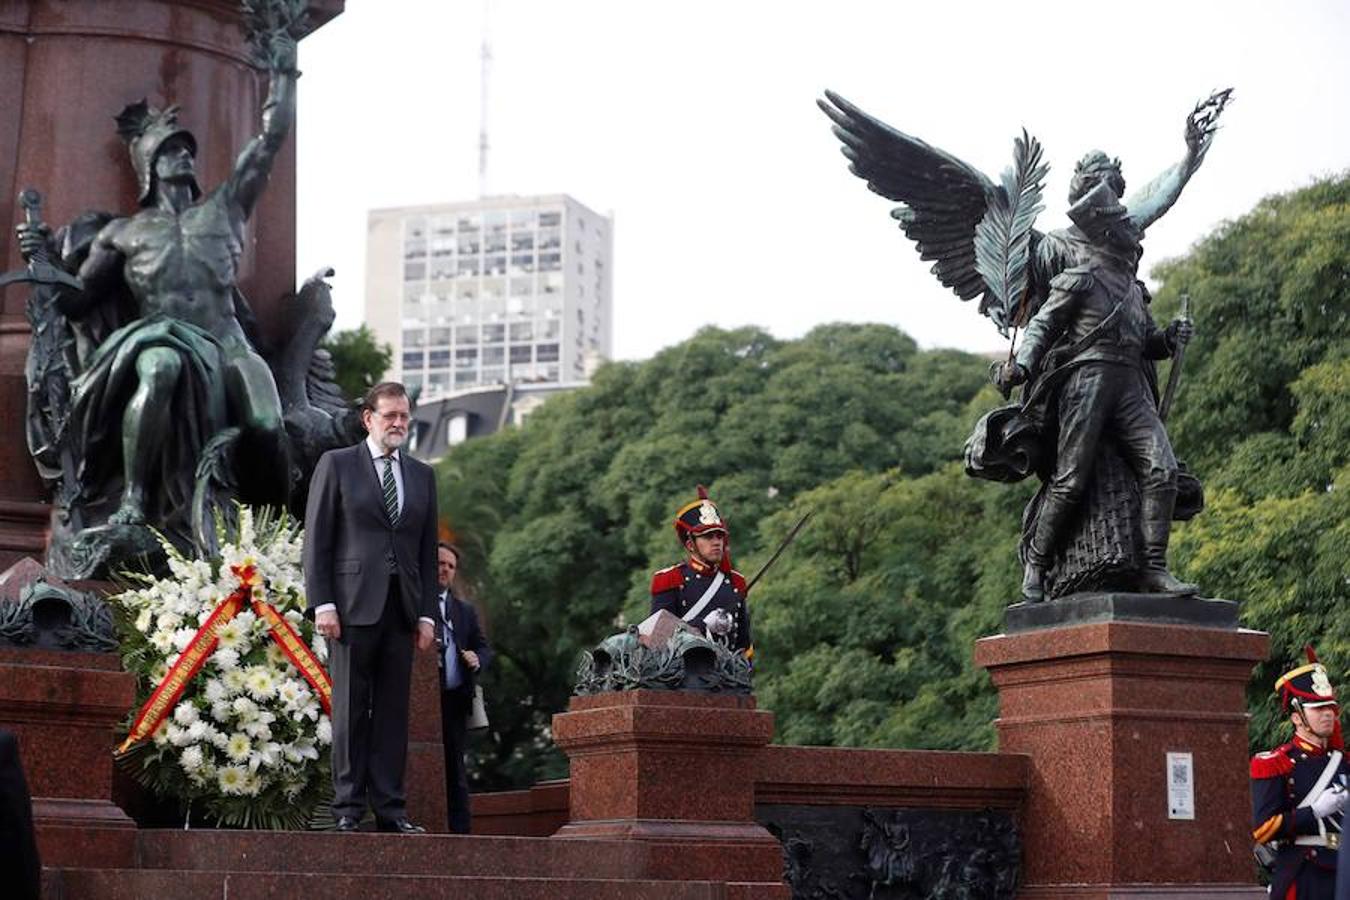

{"left": 365, "top": 194, "right": 613, "bottom": 400}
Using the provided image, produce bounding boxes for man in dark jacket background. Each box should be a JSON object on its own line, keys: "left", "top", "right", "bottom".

{"left": 435, "top": 542, "right": 492, "bottom": 834}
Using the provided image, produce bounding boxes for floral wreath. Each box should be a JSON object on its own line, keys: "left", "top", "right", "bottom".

{"left": 112, "top": 506, "right": 332, "bottom": 829}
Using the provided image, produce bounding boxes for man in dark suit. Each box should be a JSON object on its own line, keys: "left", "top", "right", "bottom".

{"left": 0, "top": 729, "right": 41, "bottom": 900}
{"left": 435, "top": 542, "right": 493, "bottom": 834}
{"left": 305, "top": 382, "right": 439, "bottom": 834}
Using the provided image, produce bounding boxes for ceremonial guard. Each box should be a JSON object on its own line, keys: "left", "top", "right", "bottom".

{"left": 1252, "top": 648, "right": 1349, "bottom": 899}
{"left": 650, "top": 487, "right": 752, "bottom": 654}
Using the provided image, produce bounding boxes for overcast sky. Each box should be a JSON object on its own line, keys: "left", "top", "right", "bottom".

{"left": 296, "top": 0, "right": 1350, "bottom": 360}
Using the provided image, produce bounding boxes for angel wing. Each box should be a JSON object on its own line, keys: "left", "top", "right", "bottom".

{"left": 818, "top": 91, "right": 1047, "bottom": 335}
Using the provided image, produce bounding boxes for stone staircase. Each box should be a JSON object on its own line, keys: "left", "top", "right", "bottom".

{"left": 41, "top": 830, "right": 790, "bottom": 899}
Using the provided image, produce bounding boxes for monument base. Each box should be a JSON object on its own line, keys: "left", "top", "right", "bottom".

{"left": 976, "top": 618, "right": 1267, "bottom": 893}
{"left": 1005, "top": 591, "right": 1241, "bottom": 633}
{"left": 552, "top": 691, "right": 787, "bottom": 893}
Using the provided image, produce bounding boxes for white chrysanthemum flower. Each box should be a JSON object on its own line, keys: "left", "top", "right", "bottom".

{"left": 242, "top": 771, "right": 263, "bottom": 797}
{"left": 312, "top": 636, "right": 328, "bottom": 664}
{"left": 203, "top": 679, "right": 227, "bottom": 702}
{"left": 172, "top": 627, "right": 196, "bottom": 653}
{"left": 172, "top": 702, "right": 199, "bottom": 726}
{"left": 224, "top": 733, "right": 251, "bottom": 762}
{"left": 215, "top": 620, "right": 245, "bottom": 651}
{"left": 134, "top": 609, "right": 153, "bottom": 633}
{"left": 243, "top": 666, "right": 277, "bottom": 700}
{"left": 149, "top": 630, "right": 175, "bottom": 653}
{"left": 180, "top": 745, "right": 204, "bottom": 773}
{"left": 150, "top": 661, "right": 169, "bottom": 683}
{"left": 212, "top": 647, "right": 241, "bottom": 671}
{"left": 276, "top": 680, "right": 303, "bottom": 707}
{"left": 166, "top": 724, "right": 187, "bottom": 746}
{"left": 217, "top": 765, "right": 247, "bottom": 795}
{"left": 210, "top": 730, "right": 229, "bottom": 750}
{"left": 231, "top": 696, "right": 258, "bottom": 720}
{"left": 222, "top": 668, "right": 247, "bottom": 693}
{"left": 316, "top": 716, "right": 332, "bottom": 746}
{"left": 265, "top": 643, "right": 287, "bottom": 667}
{"left": 186, "top": 720, "right": 210, "bottom": 743}
{"left": 283, "top": 608, "right": 304, "bottom": 625}
{"left": 210, "top": 699, "right": 233, "bottom": 721}
{"left": 157, "top": 612, "right": 183, "bottom": 632}
{"left": 256, "top": 741, "right": 283, "bottom": 769}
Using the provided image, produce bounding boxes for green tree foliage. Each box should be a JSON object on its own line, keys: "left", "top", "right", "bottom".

{"left": 321, "top": 325, "right": 392, "bottom": 402}
{"left": 442, "top": 174, "right": 1349, "bottom": 789}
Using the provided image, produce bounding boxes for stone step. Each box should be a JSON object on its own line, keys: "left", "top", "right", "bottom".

{"left": 134, "top": 829, "right": 650, "bottom": 879}
{"left": 130, "top": 829, "right": 787, "bottom": 885}
{"left": 43, "top": 869, "right": 731, "bottom": 900}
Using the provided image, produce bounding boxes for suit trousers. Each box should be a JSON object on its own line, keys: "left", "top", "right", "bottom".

{"left": 0, "top": 730, "right": 40, "bottom": 900}
{"left": 440, "top": 687, "right": 473, "bottom": 833}
{"left": 328, "top": 577, "right": 414, "bottom": 822}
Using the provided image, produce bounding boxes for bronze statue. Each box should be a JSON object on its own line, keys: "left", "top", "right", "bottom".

{"left": 9, "top": 5, "right": 358, "bottom": 577}
{"left": 819, "top": 89, "right": 1232, "bottom": 604}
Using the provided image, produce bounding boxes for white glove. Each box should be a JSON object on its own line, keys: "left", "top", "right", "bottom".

{"left": 1311, "top": 784, "right": 1347, "bottom": 819}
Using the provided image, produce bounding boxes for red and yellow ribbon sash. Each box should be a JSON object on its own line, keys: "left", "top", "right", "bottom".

{"left": 118, "top": 563, "right": 331, "bottom": 754}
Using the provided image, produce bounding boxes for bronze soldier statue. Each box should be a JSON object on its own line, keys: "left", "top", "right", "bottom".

{"left": 819, "top": 88, "right": 1231, "bottom": 604}
{"left": 11, "top": 13, "right": 357, "bottom": 577}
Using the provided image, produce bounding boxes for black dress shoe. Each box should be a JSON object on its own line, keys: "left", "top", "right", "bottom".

{"left": 376, "top": 818, "right": 426, "bottom": 834}
{"left": 334, "top": 815, "right": 360, "bottom": 832}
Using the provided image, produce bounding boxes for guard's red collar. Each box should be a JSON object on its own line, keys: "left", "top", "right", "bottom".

{"left": 687, "top": 556, "right": 716, "bottom": 575}
{"left": 1294, "top": 735, "right": 1330, "bottom": 755}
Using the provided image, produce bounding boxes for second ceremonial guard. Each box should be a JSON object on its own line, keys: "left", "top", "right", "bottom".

{"left": 650, "top": 486, "right": 752, "bottom": 656}
{"left": 1252, "top": 648, "right": 1349, "bottom": 899}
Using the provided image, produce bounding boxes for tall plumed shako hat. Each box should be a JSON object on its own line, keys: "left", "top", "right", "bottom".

{"left": 674, "top": 485, "right": 728, "bottom": 542}
{"left": 115, "top": 99, "right": 202, "bottom": 207}
{"left": 1276, "top": 645, "right": 1338, "bottom": 711}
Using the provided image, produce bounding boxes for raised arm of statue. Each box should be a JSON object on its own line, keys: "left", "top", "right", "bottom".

{"left": 225, "top": 33, "right": 298, "bottom": 223}
{"left": 1127, "top": 89, "right": 1232, "bottom": 233}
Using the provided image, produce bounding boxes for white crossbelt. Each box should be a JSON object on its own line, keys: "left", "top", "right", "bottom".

{"left": 682, "top": 571, "right": 724, "bottom": 624}
{"left": 1293, "top": 750, "right": 1344, "bottom": 847}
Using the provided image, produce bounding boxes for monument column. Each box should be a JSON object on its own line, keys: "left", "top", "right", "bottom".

{"left": 975, "top": 600, "right": 1268, "bottom": 899}
{"left": 0, "top": 0, "right": 343, "bottom": 568}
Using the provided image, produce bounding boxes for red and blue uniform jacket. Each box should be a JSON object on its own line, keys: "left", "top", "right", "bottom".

{"left": 650, "top": 558, "right": 751, "bottom": 653}
{"left": 1251, "top": 736, "right": 1349, "bottom": 898}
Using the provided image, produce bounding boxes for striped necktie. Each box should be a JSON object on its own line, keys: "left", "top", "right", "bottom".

{"left": 380, "top": 454, "right": 399, "bottom": 525}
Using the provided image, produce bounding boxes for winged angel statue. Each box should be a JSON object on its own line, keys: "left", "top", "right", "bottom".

{"left": 819, "top": 88, "right": 1231, "bottom": 604}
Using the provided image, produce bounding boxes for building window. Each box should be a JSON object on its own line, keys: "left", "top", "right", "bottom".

{"left": 536, "top": 343, "right": 560, "bottom": 363}
{"left": 405, "top": 373, "right": 424, "bottom": 394}
{"left": 510, "top": 253, "right": 535, "bottom": 275}
{"left": 485, "top": 255, "right": 507, "bottom": 276}
{"left": 510, "top": 345, "right": 532, "bottom": 364}
{"left": 429, "top": 327, "right": 451, "bottom": 346}
{"left": 482, "top": 324, "right": 505, "bottom": 344}
{"left": 454, "top": 370, "right": 478, "bottom": 388}
{"left": 428, "top": 372, "right": 449, "bottom": 395}
{"left": 538, "top": 319, "right": 560, "bottom": 340}
{"left": 510, "top": 321, "right": 534, "bottom": 341}
{"left": 455, "top": 348, "right": 477, "bottom": 368}
{"left": 457, "top": 258, "right": 480, "bottom": 277}
{"left": 537, "top": 228, "right": 560, "bottom": 250}
{"left": 429, "top": 350, "right": 450, "bottom": 369}
{"left": 403, "top": 261, "right": 425, "bottom": 281}
{"left": 538, "top": 252, "right": 561, "bottom": 272}
{"left": 456, "top": 216, "right": 480, "bottom": 232}
{"left": 455, "top": 326, "right": 478, "bottom": 346}
{"left": 480, "top": 367, "right": 504, "bottom": 384}
{"left": 510, "top": 276, "right": 533, "bottom": 297}
{"left": 402, "top": 329, "right": 426, "bottom": 348}
{"left": 457, "top": 236, "right": 480, "bottom": 255}
{"left": 482, "top": 347, "right": 505, "bottom": 366}
{"left": 539, "top": 211, "right": 561, "bottom": 228}
{"left": 402, "top": 351, "right": 425, "bottom": 370}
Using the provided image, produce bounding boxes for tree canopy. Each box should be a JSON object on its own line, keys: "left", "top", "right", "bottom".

{"left": 439, "top": 173, "right": 1350, "bottom": 789}
{"left": 322, "top": 324, "right": 392, "bottom": 402}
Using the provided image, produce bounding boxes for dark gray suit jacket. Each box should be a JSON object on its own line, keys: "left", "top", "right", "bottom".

{"left": 303, "top": 442, "right": 439, "bottom": 627}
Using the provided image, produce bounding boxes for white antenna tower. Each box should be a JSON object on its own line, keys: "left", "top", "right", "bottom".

{"left": 478, "top": 0, "right": 492, "bottom": 197}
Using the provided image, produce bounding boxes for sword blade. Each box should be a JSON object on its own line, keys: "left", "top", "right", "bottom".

{"left": 745, "top": 512, "right": 812, "bottom": 594}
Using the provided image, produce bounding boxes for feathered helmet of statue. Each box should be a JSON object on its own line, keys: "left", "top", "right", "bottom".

{"left": 115, "top": 99, "right": 201, "bottom": 207}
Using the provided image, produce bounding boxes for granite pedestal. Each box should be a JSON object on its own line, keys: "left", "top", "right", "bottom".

{"left": 976, "top": 604, "right": 1269, "bottom": 899}
{"left": 552, "top": 690, "right": 788, "bottom": 896}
